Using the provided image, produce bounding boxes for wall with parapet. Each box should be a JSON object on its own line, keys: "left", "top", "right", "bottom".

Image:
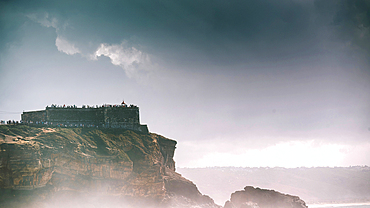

{"left": 21, "top": 110, "right": 46, "bottom": 123}
{"left": 21, "top": 105, "right": 148, "bottom": 133}
{"left": 46, "top": 108, "right": 104, "bottom": 125}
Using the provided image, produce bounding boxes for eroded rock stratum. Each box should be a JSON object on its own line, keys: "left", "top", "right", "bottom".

{"left": 0, "top": 125, "right": 219, "bottom": 208}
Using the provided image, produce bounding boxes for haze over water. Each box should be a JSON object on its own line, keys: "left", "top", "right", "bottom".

{"left": 309, "top": 203, "right": 370, "bottom": 208}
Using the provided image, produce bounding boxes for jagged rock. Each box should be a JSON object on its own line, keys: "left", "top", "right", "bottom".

{"left": 0, "top": 125, "right": 220, "bottom": 208}
{"left": 225, "top": 186, "right": 308, "bottom": 208}
{"left": 162, "top": 167, "right": 220, "bottom": 208}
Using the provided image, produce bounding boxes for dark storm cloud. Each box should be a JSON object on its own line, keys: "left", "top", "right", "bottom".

{"left": 2, "top": 0, "right": 370, "bottom": 65}
{"left": 0, "top": 1, "right": 28, "bottom": 59}
{"left": 1, "top": 0, "right": 369, "bottom": 111}
{"left": 332, "top": 0, "right": 370, "bottom": 54}
{"left": 3, "top": 0, "right": 362, "bottom": 67}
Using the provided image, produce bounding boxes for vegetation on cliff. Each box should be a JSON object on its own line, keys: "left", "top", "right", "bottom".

{"left": 0, "top": 125, "right": 218, "bottom": 208}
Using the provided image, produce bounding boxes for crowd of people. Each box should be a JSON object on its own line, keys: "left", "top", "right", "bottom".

{"left": 19, "top": 120, "right": 102, "bottom": 128}
{"left": 0, "top": 120, "right": 20, "bottom": 125}
{"left": 0, "top": 119, "right": 101, "bottom": 128}
{"left": 46, "top": 104, "right": 138, "bottom": 109}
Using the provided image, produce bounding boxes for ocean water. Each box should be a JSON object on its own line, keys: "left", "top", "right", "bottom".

{"left": 308, "top": 203, "right": 370, "bottom": 208}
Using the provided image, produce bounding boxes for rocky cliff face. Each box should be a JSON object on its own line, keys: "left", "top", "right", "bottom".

{"left": 0, "top": 125, "right": 219, "bottom": 208}
{"left": 224, "top": 186, "right": 308, "bottom": 208}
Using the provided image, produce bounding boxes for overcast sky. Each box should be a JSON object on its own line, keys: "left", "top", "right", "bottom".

{"left": 1, "top": 0, "right": 369, "bottom": 168}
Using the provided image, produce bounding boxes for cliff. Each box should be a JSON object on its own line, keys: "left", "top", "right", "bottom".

{"left": 224, "top": 186, "right": 308, "bottom": 208}
{"left": 0, "top": 125, "right": 219, "bottom": 208}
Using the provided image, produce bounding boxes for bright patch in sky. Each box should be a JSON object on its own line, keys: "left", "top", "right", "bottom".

{"left": 180, "top": 140, "right": 360, "bottom": 168}
{"left": 93, "top": 43, "right": 151, "bottom": 78}
{"left": 55, "top": 36, "right": 80, "bottom": 55}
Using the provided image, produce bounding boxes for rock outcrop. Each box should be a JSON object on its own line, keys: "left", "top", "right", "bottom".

{"left": 224, "top": 186, "right": 308, "bottom": 208}
{"left": 0, "top": 125, "right": 219, "bottom": 208}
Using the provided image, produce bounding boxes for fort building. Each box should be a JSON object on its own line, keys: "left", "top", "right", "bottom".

{"left": 21, "top": 104, "right": 148, "bottom": 133}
